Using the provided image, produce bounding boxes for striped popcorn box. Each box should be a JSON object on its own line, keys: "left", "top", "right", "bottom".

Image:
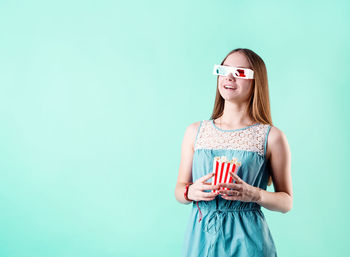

{"left": 211, "top": 156, "right": 241, "bottom": 192}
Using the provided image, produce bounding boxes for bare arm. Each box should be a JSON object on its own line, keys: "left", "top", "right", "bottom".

{"left": 174, "top": 122, "right": 200, "bottom": 204}
{"left": 255, "top": 126, "right": 293, "bottom": 213}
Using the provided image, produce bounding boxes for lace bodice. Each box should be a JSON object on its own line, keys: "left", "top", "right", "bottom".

{"left": 194, "top": 120, "right": 271, "bottom": 157}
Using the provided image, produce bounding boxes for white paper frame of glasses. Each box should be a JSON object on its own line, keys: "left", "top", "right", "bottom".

{"left": 213, "top": 64, "right": 254, "bottom": 79}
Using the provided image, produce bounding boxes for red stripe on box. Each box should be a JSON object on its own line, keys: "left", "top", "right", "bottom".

{"left": 213, "top": 159, "right": 219, "bottom": 193}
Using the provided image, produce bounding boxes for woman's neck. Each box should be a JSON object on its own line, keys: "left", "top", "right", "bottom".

{"left": 216, "top": 101, "right": 254, "bottom": 128}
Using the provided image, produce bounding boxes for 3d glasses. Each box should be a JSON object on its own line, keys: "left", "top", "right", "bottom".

{"left": 213, "top": 64, "right": 254, "bottom": 79}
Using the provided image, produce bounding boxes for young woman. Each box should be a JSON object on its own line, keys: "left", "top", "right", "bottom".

{"left": 174, "top": 48, "right": 293, "bottom": 257}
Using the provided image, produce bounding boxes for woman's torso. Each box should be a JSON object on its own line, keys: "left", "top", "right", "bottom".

{"left": 181, "top": 119, "right": 277, "bottom": 257}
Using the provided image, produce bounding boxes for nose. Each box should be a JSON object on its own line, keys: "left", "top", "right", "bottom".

{"left": 227, "top": 73, "right": 236, "bottom": 81}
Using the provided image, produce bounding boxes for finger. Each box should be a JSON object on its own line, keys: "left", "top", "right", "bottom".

{"left": 218, "top": 189, "right": 239, "bottom": 196}
{"left": 202, "top": 196, "right": 217, "bottom": 201}
{"left": 202, "top": 197, "right": 216, "bottom": 201}
{"left": 203, "top": 182, "right": 219, "bottom": 188}
{"left": 221, "top": 190, "right": 240, "bottom": 198}
{"left": 221, "top": 195, "right": 239, "bottom": 201}
{"left": 230, "top": 172, "right": 243, "bottom": 183}
{"left": 218, "top": 183, "right": 241, "bottom": 190}
{"left": 200, "top": 191, "right": 219, "bottom": 198}
{"left": 201, "top": 184, "right": 220, "bottom": 191}
{"left": 198, "top": 172, "right": 215, "bottom": 183}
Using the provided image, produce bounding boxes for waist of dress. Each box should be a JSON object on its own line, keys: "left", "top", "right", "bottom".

{"left": 193, "top": 201, "right": 261, "bottom": 223}
{"left": 193, "top": 201, "right": 261, "bottom": 212}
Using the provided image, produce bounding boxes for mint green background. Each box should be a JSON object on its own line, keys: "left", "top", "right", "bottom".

{"left": 0, "top": 0, "right": 349, "bottom": 256}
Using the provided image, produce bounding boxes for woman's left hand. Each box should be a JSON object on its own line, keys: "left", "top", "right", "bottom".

{"left": 218, "top": 172, "right": 261, "bottom": 203}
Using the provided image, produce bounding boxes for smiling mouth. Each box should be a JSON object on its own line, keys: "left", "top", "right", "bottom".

{"left": 224, "top": 85, "right": 237, "bottom": 90}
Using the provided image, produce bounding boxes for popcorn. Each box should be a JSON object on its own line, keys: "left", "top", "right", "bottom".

{"left": 211, "top": 156, "right": 241, "bottom": 193}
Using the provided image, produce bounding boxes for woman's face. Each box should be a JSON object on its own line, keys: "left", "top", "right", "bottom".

{"left": 218, "top": 52, "right": 254, "bottom": 103}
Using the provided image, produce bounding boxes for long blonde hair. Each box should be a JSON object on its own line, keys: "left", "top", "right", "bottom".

{"left": 210, "top": 48, "right": 274, "bottom": 186}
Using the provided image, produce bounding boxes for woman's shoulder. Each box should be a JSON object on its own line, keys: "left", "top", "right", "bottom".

{"left": 268, "top": 125, "right": 287, "bottom": 141}
{"left": 185, "top": 120, "right": 204, "bottom": 135}
{"left": 266, "top": 125, "right": 290, "bottom": 159}
{"left": 182, "top": 120, "right": 205, "bottom": 151}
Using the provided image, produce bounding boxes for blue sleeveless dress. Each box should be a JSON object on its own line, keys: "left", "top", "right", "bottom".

{"left": 181, "top": 119, "right": 277, "bottom": 257}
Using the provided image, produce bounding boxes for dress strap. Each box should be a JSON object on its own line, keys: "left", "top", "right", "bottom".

{"left": 264, "top": 125, "right": 272, "bottom": 158}
{"left": 194, "top": 120, "right": 203, "bottom": 150}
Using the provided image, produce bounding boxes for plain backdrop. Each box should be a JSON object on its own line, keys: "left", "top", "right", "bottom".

{"left": 0, "top": 0, "right": 349, "bottom": 256}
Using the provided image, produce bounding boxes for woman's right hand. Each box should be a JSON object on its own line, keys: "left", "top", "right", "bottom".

{"left": 188, "top": 172, "right": 220, "bottom": 201}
